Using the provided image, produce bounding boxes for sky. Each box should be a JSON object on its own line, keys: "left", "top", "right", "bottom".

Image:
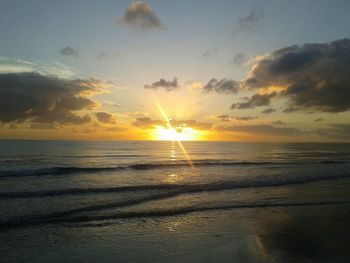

{"left": 0, "top": 0, "right": 350, "bottom": 141}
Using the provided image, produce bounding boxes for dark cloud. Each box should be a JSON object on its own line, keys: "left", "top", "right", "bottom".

{"left": 261, "top": 107, "right": 276, "bottom": 114}
{"left": 59, "top": 46, "right": 78, "bottom": 57}
{"left": 220, "top": 124, "right": 303, "bottom": 136}
{"left": 95, "top": 112, "right": 116, "bottom": 124}
{"left": 233, "top": 52, "right": 248, "bottom": 66}
{"left": 132, "top": 117, "right": 212, "bottom": 130}
{"left": 235, "top": 116, "right": 257, "bottom": 121}
{"left": 315, "top": 118, "right": 323, "bottom": 122}
{"left": 120, "top": 1, "right": 163, "bottom": 31}
{"left": 216, "top": 115, "right": 231, "bottom": 122}
{"left": 271, "top": 120, "right": 286, "bottom": 125}
{"left": 233, "top": 3, "right": 265, "bottom": 35}
{"left": 203, "top": 78, "right": 240, "bottom": 94}
{"left": 283, "top": 106, "right": 300, "bottom": 113}
{"left": 132, "top": 117, "right": 164, "bottom": 128}
{"left": 231, "top": 92, "right": 276, "bottom": 109}
{"left": 202, "top": 48, "right": 219, "bottom": 59}
{"left": 0, "top": 72, "right": 105, "bottom": 125}
{"left": 244, "top": 38, "right": 350, "bottom": 112}
{"left": 217, "top": 115, "right": 257, "bottom": 121}
{"left": 144, "top": 78, "right": 179, "bottom": 91}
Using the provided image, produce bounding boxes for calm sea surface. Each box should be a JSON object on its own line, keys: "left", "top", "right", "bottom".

{"left": 1, "top": 141, "right": 350, "bottom": 262}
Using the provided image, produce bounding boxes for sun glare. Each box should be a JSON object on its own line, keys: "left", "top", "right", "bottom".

{"left": 155, "top": 126, "right": 199, "bottom": 141}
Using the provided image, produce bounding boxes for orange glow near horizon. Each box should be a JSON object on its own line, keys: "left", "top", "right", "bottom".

{"left": 152, "top": 97, "right": 194, "bottom": 167}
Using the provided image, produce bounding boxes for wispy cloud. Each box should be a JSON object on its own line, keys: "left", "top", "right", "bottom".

{"left": 271, "top": 120, "right": 286, "bottom": 125}
{"left": 216, "top": 115, "right": 257, "bottom": 122}
{"left": 219, "top": 124, "right": 303, "bottom": 137}
{"left": 233, "top": 3, "right": 265, "bottom": 36}
{"left": 0, "top": 57, "right": 76, "bottom": 78}
{"left": 96, "top": 51, "right": 119, "bottom": 60}
{"left": 232, "top": 52, "right": 248, "bottom": 66}
{"left": 202, "top": 48, "right": 219, "bottom": 59}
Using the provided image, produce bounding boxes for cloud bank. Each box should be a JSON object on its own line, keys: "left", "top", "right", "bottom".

{"left": 0, "top": 72, "right": 106, "bottom": 125}
{"left": 244, "top": 38, "right": 350, "bottom": 112}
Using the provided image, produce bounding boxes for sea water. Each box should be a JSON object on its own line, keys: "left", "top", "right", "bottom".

{"left": 1, "top": 141, "right": 350, "bottom": 262}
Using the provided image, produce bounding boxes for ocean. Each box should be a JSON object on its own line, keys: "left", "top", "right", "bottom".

{"left": 1, "top": 141, "right": 350, "bottom": 262}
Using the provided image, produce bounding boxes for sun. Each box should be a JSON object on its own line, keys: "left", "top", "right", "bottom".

{"left": 154, "top": 126, "right": 199, "bottom": 141}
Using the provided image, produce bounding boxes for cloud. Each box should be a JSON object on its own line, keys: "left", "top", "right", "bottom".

{"left": 283, "top": 106, "right": 300, "bottom": 113}
{"left": 184, "top": 80, "right": 202, "bottom": 92}
{"left": 231, "top": 92, "right": 276, "bottom": 109}
{"left": 220, "top": 124, "right": 303, "bottom": 136}
{"left": 261, "top": 107, "right": 276, "bottom": 114}
{"left": 0, "top": 57, "right": 76, "bottom": 78}
{"left": 216, "top": 115, "right": 231, "bottom": 122}
{"left": 244, "top": 38, "right": 350, "bottom": 112}
{"left": 203, "top": 78, "right": 240, "bottom": 94}
{"left": 144, "top": 78, "right": 179, "bottom": 91}
{"left": 202, "top": 48, "right": 219, "bottom": 59}
{"left": 123, "top": 111, "right": 149, "bottom": 117}
{"left": 313, "top": 123, "right": 350, "bottom": 140}
{"left": 132, "top": 117, "right": 164, "bottom": 128}
{"left": 232, "top": 52, "right": 248, "bottom": 66}
{"left": 0, "top": 72, "right": 108, "bottom": 125}
{"left": 104, "top": 101, "right": 121, "bottom": 108}
{"left": 315, "top": 118, "right": 324, "bottom": 122}
{"left": 233, "top": 3, "right": 265, "bottom": 35}
{"left": 96, "top": 51, "right": 119, "bottom": 60}
{"left": 216, "top": 115, "right": 257, "bottom": 122}
{"left": 120, "top": 1, "right": 163, "bottom": 31}
{"left": 95, "top": 112, "right": 117, "bottom": 124}
{"left": 59, "top": 46, "right": 78, "bottom": 57}
{"left": 30, "top": 123, "right": 60, "bottom": 130}
{"left": 271, "top": 120, "right": 286, "bottom": 125}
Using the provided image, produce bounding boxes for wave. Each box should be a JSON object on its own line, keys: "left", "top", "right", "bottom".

{"left": 1, "top": 172, "right": 350, "bottom": 200}
{"left": 1, "top": 160, "right": 348, "bottom": 178}
{"left": 1, "top": 200, "right": 349, "bottom": 230}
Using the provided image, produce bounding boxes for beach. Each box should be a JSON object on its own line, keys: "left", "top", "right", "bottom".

{"left": 1, "top": 141, "right": 350, "bottom": 262}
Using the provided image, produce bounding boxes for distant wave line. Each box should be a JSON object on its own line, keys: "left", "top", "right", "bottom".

{"left": 1, "top": 173, "right": 350, "bottom": 199}
{"left": 1, "top": 200, "right": 349, "bottom": 230}
{"left": 0, "top": 160, "right": 348, "bottom": 178}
